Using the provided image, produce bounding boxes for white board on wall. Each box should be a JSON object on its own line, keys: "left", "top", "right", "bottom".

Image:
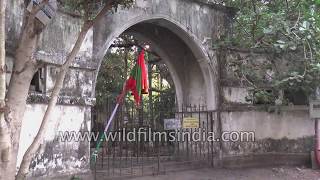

{"left": 310, "top": 100, "right": 320, "bottom": 119}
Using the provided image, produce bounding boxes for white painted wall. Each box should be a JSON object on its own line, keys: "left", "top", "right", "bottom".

{"left": 17, "top": 104, "right": 91, "bottom": 168}
{"left": 221, "top": 109, "right": 314, "bottom": 140}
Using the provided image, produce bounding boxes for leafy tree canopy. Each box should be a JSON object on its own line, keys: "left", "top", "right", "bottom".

{"left": 221, "top": 0, "right": 320, "bottom": 105}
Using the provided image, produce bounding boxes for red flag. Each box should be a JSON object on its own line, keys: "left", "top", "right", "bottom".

{"left": 122, "top": 49, "right": 148, "bottom": 105}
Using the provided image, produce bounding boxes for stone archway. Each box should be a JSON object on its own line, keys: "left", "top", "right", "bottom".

{"left": 93, "top": 16, "right": 218, "bottom": 110}
{"left": 92, "top": 17, "right": 222, "bottom": 177}
{"left": 90, "top": 0, "right": 232, "bottom": 110}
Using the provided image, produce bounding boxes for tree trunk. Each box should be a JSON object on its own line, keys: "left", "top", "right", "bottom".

{"left": 15, "top": 20, "right": 92, "bottom": 180}
{"left": 1, "top": 3, "right": 48, "bottom": 179}
{"left": 16, "top": 3, "right": 113, "bottom": 179}
{"left": 0, "top": 1, "right": 12, "bottom": 179}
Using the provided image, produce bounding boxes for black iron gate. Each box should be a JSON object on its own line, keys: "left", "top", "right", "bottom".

{"left": 92, "top": 105, "right": 218, "bottom": 179}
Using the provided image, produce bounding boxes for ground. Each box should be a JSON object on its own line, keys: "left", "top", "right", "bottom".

{"left": 129, "top": 167, "right": 320, "bottom": 180}
{"left": 52, "top": 166, "right": 320, "bottom": 180}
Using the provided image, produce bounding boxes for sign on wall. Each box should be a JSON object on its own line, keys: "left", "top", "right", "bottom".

{"left": 310, "top": 100, "right": 320, "bottom": 118}
{"left": 164, "top": 119, "right": 181, "bottom": 130}
{"left": 183, "top": 117, "right": 199, "bottom": 128}
{"left": 27, "top": 0, "right": 57, "bottom": 25}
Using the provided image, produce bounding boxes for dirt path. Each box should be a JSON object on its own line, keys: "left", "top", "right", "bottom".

{"left": 129, "top": 167, "right": 320, "bottom": 180}
{"left": 45, "top": 166, "right": 320, "bottom": 180}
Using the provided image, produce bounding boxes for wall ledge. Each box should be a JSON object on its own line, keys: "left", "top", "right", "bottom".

{"left": 35, "top": 51, "right": 97, "bottom": 71}
{"left": 222, "top": 152, "right": 311, "bottom": 168}
{"left": 27, "top": 92, "right": 96, "bottom": 106}
{"left": 222, "top": 105, "right": 309, "bottom": 112}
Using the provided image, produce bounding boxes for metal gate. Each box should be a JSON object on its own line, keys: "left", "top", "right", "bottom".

{"left": 92, "top": 105, "right": 218, "bottom": 179}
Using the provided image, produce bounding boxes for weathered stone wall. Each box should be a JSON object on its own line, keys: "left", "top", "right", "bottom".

{"left": 219, "top": 48, "right": 314, "bottom": 167}
{"left": 220, "top": 108, "right": 314, "bottom": 167}
{"left": 92, "top": 0, "right": 234, "bottom": 110}
{"left": 18, "top": 104, "right": 91, "bottom": 177}
{"left": 221, "top": 108, "right": 313, "bottom": 154}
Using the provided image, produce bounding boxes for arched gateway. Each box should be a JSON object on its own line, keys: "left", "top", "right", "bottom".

{"left": 92, "top": 0, "right": 233, "bottom": 110}
{"left": 87, "top": 2, "right": 232, "bottom": 177}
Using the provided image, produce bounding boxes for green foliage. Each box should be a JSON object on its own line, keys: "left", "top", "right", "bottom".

{"left": 223, "top": 0, "right": 320, "bottom": 104}
{"left": 146, "top": 64, "right": 175, "bottom": 114}
{"left": 95, "top": 47, "right": 133, "bottom": 106}
{"left": 246, "top": 89, "right": 275, "bottom": 104}
{"left": 95, "top": 37, "right": 175, "bottom": 110}
{"left": 70, "top": 175, "right": 80, "bottom": 180}
{"left": 94, "top": 38, "right": 176, "bottom": 131}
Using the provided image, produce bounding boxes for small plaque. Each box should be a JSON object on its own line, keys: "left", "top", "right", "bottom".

{"left": 310, "top": 100, "right": 320, "bottom": 118}
{"left": 164, "top": 119, "right": 181, "bottom": 130}
{"left": 27, "top": 0, "right": 56, "bottom": 25}
{"left": 183, "top": 117, "right": 199, "bottom": 128}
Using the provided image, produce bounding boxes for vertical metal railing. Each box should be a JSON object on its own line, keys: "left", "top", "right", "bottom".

{"left": 92, "top": 104, "right": 218, "bottom": 179}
